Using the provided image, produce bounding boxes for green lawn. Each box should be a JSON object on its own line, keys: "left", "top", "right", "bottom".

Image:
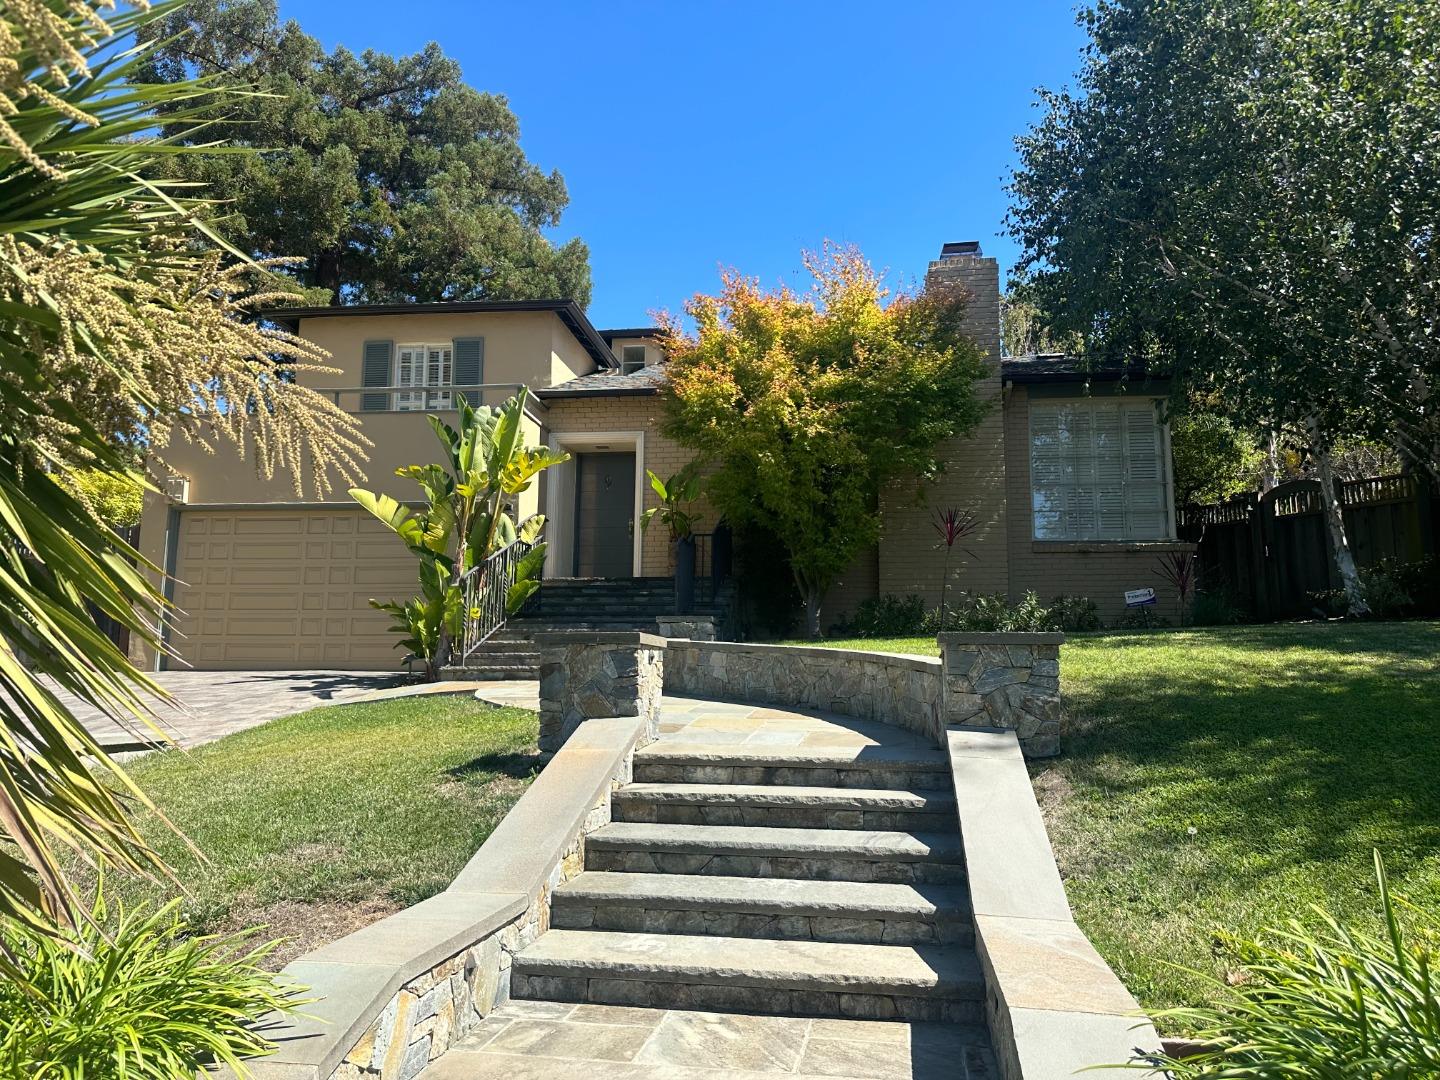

{"left": 796, "top": 622, "right": 1440, "bottom": 1023}
{"left": 98, "top": 695, "right": 539, "bottom": 968}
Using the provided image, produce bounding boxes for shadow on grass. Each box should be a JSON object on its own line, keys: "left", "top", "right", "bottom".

{"left": 1053, "top": 621, "right": 1440, "bottom": 888}
{"left": 447, "top": 750, "right": 545, "bottom": 783}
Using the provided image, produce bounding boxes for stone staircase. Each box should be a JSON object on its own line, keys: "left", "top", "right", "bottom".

{"left": 508, "top": 740, "right": 987, "bottom": 1027}
{"left": 446, "top": 577, "right": 734, "bottom": 679}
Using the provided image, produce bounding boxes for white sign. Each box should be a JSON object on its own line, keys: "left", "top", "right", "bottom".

{"left": 1124, "top": 587, "right": 1157, "bottom": 608}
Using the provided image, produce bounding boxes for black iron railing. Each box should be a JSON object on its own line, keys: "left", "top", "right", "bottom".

{"left": 689, "top": 528, "right": 733, "bottom": 606}
{"left": 459, "top": 537, "right": 535, "bottom": 661}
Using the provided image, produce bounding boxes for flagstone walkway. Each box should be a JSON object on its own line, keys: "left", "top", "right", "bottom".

{"left": 422, "top": 999, "right": 992, "bottom": 1080}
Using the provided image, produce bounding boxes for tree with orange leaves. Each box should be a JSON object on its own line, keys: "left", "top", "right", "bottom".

{"left": 659, "top": 246, "right": 988, "bottom": 638}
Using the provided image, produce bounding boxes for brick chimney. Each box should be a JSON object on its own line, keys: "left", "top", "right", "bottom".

{"left": 926, "top": 241, "right": 1001, "bottom": 363}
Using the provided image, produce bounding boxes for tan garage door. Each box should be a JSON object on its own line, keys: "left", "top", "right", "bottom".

{"left": 170, "top": 508, "right": 417, "bottom": 670}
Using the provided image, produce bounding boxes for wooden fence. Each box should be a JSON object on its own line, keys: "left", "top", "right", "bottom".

{"left": 1177, "top": 474, "right": 1438, "bottom": 619}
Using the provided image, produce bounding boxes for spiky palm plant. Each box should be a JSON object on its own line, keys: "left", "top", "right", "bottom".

{"left": 0, "top": 1, "right": 367, "bottom": 933}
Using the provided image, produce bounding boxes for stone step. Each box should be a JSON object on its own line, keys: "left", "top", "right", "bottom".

{"left": 584, "top": 822, "right": 965, "bottom": 884}
{"left": 510, "top": 930, "right": 983, "bottom": 1023}
{"left": 613, "top": 783, "right": 957, "bottom": 831}
{"left": 551, "top": 871, "right": 971, "bottom": 945}
{"left": 633, "top": 745, "right": 952, "bottom": 791}
{"left": 442, "top": 665, "right": 539, "bottom": 681}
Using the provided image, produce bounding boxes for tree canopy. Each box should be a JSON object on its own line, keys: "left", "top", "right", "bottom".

{"left": 138, "top": 0, "right": 590, "bottom": 306}
{"left": 1007, "top": 0, "right": 1439, "bottom": 606}
{"left": 660, "top": 247, "right": 989, "bottom": 638}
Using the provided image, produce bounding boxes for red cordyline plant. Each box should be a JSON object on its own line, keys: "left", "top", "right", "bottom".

{"left": 934, "top": 508, "right": 981, "bottom": 628}
{"left": 1155, "top": 551, "right": 1198, "bottom": 625}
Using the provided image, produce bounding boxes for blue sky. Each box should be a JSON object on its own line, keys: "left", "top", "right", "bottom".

{"left": 279, "top": 0, "right": 1087, "bottom": 328}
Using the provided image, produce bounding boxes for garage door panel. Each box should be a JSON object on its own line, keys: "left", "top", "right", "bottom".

{"left": 171, "top": 509, "right": 415, "bottom": 671}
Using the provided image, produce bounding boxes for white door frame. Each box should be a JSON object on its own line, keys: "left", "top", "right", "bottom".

{"left": 545, "top": 430, "right": 645, "bottom": 578}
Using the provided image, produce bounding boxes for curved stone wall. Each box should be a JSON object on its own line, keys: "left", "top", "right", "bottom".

{"left": 663, "top": 640, "right": 946, "bottom": 745}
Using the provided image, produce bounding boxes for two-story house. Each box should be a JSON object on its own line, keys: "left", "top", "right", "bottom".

{"left": 135, "top": 242, "right": 1192, "bottom": 671}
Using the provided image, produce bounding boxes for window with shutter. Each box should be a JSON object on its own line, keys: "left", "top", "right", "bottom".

{"left": 453, "top": 337, "right": 484, "bottom": 398}
{"left": 393, "top": 343, "right": 454, "bottom": 411}
{"left": 1029, "top": 399, "right": 1171, "bottom": 540}
{"left": 361, "top": 340, "right": 393, "bottom": 412}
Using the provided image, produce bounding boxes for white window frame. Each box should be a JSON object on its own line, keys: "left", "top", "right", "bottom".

{"left": 394, "top": 343, "right": 453, "bottom": 411}
{"left": 1028, "top": 397, "right": 1175, "bottom": 541}
{"left": 620, "top": 345, "right": 646, "bottom": 374}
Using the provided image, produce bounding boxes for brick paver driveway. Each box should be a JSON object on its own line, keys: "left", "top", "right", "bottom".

{"left": 59, "top": 670, "right": 409, "bottom": 752}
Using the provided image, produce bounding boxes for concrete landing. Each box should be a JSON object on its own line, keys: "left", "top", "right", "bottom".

{"left": 421, "top": 999, "right": 994, "bottom": 1080}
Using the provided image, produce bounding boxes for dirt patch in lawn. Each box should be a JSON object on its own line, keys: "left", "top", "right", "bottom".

{"left": 221, "top": 896, "right": 404, "bottom": 970}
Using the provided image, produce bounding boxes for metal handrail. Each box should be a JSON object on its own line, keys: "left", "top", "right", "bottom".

{"left": 318, "top": 383, "right": 526, "bottom": 414}
{"left": 459, "top": 537, "right": 535, "bottom": 660}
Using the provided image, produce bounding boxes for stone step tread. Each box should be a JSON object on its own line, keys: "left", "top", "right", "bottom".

{"left": 552, "top": 872, "right": 970, "bottom": 920}
{"left": 512, "top": 930, "right": 983, "bottom": 998}
{"left": 587, "top": 823, "right": 963, "bottom": 863}
{"left": 614, "top": 783, "right": 956, "bottom": 812}
{"left": 634, "top": 745, "right": 949, "bottom": 771}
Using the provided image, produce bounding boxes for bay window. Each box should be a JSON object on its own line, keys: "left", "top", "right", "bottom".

{"left": 1029, "top": 399, "right": 1172, "bottom": 541}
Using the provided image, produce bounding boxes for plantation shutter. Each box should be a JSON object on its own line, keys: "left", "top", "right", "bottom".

{"left": 453, "top": 338, "right": 484, "bottom": 402}
{"left": 1029, "top": 398, "right": 1171, "bottom": 541}
{"left": 361, "top": 340, "right": 394, "bottom": 412}
{"left": 1123, "top": 404, "right": 1167, "bottom": 539}
{"left": 1092, "top": 406, "right": 1127, "bottom": 539}
{"left": 1029, "top": 406, "right": 1066, "bottom": 539}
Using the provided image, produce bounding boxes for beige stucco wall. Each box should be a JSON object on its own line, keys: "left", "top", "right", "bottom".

{"left": 297, "top": 309, "right": 598, "bottom": 401}
{"left": 1003, "top": 382, "right": 1194, "bottom": 622}
{"left": 608, "top": 336, "right": 664, "bottom": 368}
{"left": 539, "top": 393, "right": 718, "bottom": 577}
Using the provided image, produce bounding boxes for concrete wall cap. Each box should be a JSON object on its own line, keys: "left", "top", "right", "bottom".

{"left": 535, "top": 631, "right": 669, "bottom": 648}
{"left": 937, "top": 631, "right": 1066, "bottom": 646}
{"left": 671, "top": 639, "right": 941, "bottom": 674}
{"left": 946, "top": 727, "right": 1161, "bottom": 1076}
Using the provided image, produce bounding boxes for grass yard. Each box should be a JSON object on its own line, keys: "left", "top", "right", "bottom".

{"left": 798, "top": 622, "right": 1440, "bottom": 1025}
{"left": 92, "top": 695, "right": 539, "bottom": 969}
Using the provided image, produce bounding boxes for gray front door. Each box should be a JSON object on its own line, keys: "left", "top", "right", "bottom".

{"left": 574, "top": 452, "right": 636, "bottom": 577}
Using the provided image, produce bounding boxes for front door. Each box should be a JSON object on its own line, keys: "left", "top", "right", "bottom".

{"left": 573, "top": 452, "right": 636, "bottom": 577}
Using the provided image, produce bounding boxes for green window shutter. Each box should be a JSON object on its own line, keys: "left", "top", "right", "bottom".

{"left": 453, "top": 337, "right": 484, "bottom": 399}
{"left": 361, "top": 340, "right": 393, "bottom": 412}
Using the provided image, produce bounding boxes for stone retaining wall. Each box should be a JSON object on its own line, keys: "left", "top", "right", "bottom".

{"left": 947, "top": 728, "right": 1160, "bottom": 1077}
{"left": 939, "top": 633, "right": 1065, "bottom": 757}
{"left": 663, "top": 640, "right": 946, "bottom": 744}
{"left": 536, "top": 632, "right": 665, "bottom": 752}
{"left": 241, "top": 716, "right": 648, "bottom": 1080}
{"left": 663, "top": 638, "right": 1066, "bottom": 755}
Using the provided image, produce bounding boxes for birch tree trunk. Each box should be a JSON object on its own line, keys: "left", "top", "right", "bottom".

{"left": 1308, "top": 420, "right": 1369, "bottom": 615}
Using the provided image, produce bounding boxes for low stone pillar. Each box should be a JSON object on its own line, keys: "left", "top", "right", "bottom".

{"left": 535, "top": 632, "right": 666, "bottom": 753}
{"left": 654, "top": 614, "right": 716, "bottom": 641}
{"left": 938, "top": 632, "right": 1065, "bottom": 758}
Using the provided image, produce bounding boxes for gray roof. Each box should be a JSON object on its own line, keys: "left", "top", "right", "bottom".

{"left": 1001, "top": 353, "right": 1153, "bottom": 383}
{"left": 537, "top": 363, "right": 668, "bottom": 400}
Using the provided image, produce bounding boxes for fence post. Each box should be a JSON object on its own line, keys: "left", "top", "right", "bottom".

{"left": 1248, "top": 495, "right": 1272, "bottom": 621}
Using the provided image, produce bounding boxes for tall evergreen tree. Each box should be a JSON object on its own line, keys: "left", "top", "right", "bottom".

{"left": 139, "top": 0, "right": 590, "bottom": 306}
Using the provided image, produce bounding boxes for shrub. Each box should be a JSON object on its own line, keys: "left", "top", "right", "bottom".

{"left": 1115, "top": 606, "right": 1170, "bottom": 630}
{"left": 1312, "top": 559, "right": 1424, "bottom": 619}
{"left": 1190, "top": 589, "right": 1246, "bottom": 626}
{"left": 1133, "top": 853, "right": 1440, "bottom": 1078}
{"left": 922, "top": 591, "right": 1061, "bottom": 633}
{"left": 1049, "top": 594, "right": 1101, "bottom": 632}
{"left": 844, "top": 594, "right": 926, "bottom": 637}
{"left": 0, "top": 888, "right": 304, "bottom": 1079}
